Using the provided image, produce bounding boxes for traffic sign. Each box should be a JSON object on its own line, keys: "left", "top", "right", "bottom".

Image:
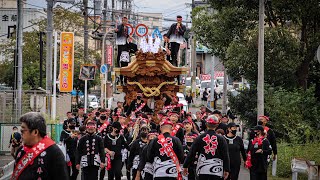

{"left": 126, "top": 24, "right": 135, "bottom": 36}
{"left": 100, "top": 64, "right": 107, "bottom": 74}
{"left": 152, "top": 28, "right": 162, "bottom": 40}
{"left": 135, "top": 24, "right": 148, "bottom": 37}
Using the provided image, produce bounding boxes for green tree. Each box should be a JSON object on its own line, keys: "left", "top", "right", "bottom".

{"left": 0, "top": 7, "right": 100, "bottom": 90}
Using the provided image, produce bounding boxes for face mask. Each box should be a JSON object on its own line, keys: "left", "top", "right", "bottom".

{"left": 115, "top": 129, "right": 120, "bottom": 134}
{"left": 100, "top": 115, "right": 107, "bottom": 120}
{"left": 137, "top": 96, "right": 141, "bottom": 100}
{"left": 258, "top": 120, "right": 264, "bottom": 125}
{"left": 186, "top": 142, "right": 193, "bottom": 147}
{"left": 69, "top": 125, "right": 75, "bottom": 130}
{"left": 140, "top": 132, "right": 148, "bottom": 138}
{"left": 231, "top": 130, "right": 237, "bottom": 135}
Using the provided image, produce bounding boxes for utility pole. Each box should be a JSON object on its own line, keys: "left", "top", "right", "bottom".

{"left": 222, "top": 68, "right": 227, "bottom": 114}
{"left": 16, "top": 0, "right": 23, "bottom": 118}
{"left": 100, "top": 0, "right": 108, "bottom": 108}
{"left": 210, "top": 56, "right": 215, "bottom": 109}
{"left": 191, "top": 0, "right": 197, "bottom": 97}
{"left": 39, "top": 32, "right": 44, "bottom": 88}
{"left": 257, "top": 0, "right": 265, "bottom": 121}
{"left": 46, "top": 0, "right": 54, "bottom": 118}
{"left": 83, "top": 0, "right": 89, "bottom": 62}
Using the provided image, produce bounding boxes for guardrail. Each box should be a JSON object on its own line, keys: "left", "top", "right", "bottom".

{"left": 291, "top": 158, "right": 319, "bottom": 180}
{"left": 0, "top": 160, "right": 14, "bottom": 180}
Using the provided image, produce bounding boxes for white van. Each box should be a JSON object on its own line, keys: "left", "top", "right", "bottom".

{"left": 184, "top": 77, "right": 201, "bottom": 89}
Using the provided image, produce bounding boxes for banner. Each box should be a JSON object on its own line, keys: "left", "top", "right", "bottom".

{"left": 106, "top": 45, "right": 113, "bottom": 65}
{"left": 59, "top": 32, "right": 74, "bottom": 92}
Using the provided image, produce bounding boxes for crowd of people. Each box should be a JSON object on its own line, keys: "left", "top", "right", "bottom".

{"left": 10, "top": 95, "right": 277, "bottom": 180}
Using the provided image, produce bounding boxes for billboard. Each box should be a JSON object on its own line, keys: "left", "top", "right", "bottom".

{"left": 59, "top": 32, "right": 74, "bottom": 92}
{"left": 79, "top": 65, "right": 96, "bottom": 80}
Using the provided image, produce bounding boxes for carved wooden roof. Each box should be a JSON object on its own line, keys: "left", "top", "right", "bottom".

{"left": 114, "top": 50, "right": 188, "bottom": 77}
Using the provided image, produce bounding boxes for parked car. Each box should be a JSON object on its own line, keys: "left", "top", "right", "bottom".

{"left": 184, "top": 77, "right": 201, "bottom": 89}
{"left": 176, "top": 92, "right": 188, "bottom": 112}
{"left": 88, "top": 94, "right": 100, "bottom": 109}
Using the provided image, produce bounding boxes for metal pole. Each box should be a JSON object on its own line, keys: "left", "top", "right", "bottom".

{"left": 84, "top": 0, "right": 89, "bottom": 62}
{"left": 84, "top": 80, "right": 88, "bottom": 113}
{"left": 222, "top": 68, "right": 227, "bottom": 114}
{"left": 210, "top": 56, "right": 215, "bottom": 108}
{"left": 257, "top": 0, "right": 265, "bottom": 121}
{"left": 191, "top": 0, "right": 197, "bottom": 97}
{"left": 101, "top": 33, "right": 107, "bottom": 108}
{"left": 17, "top": 0, "right": 23, "bottom": 117}
{"left": 52, "top": 31, "right": 58, "bottom": 120}
{"left": 46, "top": 0, "right": 54, "bottom": 118}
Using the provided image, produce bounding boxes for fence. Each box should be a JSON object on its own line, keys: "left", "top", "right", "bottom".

{"left": 0, "top": 123, "right": 63, "bottom": 154}
{"left": 0, "top": 90, "right": 47, "bottom": 124}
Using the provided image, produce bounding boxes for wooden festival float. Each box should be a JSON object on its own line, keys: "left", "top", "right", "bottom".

{"left": 114, "top": 37, "right": 187, "bottom": 122}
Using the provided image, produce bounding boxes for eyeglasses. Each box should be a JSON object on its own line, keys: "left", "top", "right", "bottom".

{"left": 20, "top": 129, "right": 30, "bottom": 134}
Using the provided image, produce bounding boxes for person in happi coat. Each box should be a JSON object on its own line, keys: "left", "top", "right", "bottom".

{"left": 104, "top": 121, "right": 129, "bottom": 180}
{"left": 128, "top": 125, "right": 149, "bottom": 179}
{"left": 223, "top": 123, "right": 246, "bottom": 180}
{"left": 246, "top": 125, "right": 272, "bottom": 180}
{"left": 183, "top": 115, "right": 230, "bottom": 180}
{"left": 166, "top": 15, "right": 186, "bottom": 66}
{"left": 135, "top": 130, "right": 159, "bottom": 180}
{"left": 12, "top": 112, "right": 69, "bottom": 180}
{"left": 76, "top": 120, "right": 105, "bottom": 180}
{"left": 60, "top": 118, "right": 79, "bottom": 180}
{"left": 147, "top": 120, "right": 184, "bottom": 180}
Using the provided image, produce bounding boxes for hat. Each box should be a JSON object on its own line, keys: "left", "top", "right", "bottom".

{"left": 112, "top": 121, "right": 122, "bottom": 130}
{"left": 258, "top": 115, "right": 270, "bottom": 121}
{"left": 158, "top": 111, "right": 167, "bottom": 117}
{"left": 206, "top": 115, "right": 219, "bottom": 124}
{"left": 253, "top": 125, "right": 264, "bottom": 132}
{"left": 160, "top": 120, "right": 174, "bottom": 127}
{"left": 177, "top": 15, "right": 182, "bottom": 18}
{"left": 227, "top": 122, "right": 238, "bottom": 128}
{"left": 67, "top": 118, "right": 76, "bottom": 124}
{"left": 137, "top": 93, "right": 143, "bottom": 96}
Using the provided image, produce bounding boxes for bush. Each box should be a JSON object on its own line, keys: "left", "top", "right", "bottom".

{"left": 265, "top": 87, "right": 320, "bottom": 143}
{"left": 276, "top": 143, "right": 320, "bottom": 179}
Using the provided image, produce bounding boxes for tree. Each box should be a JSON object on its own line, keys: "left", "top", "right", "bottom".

{"left": 226, "top": 27, "right": 301, "bottom": 89}
{"left": 0, "top": 7, "right": 100, "bottom": 91}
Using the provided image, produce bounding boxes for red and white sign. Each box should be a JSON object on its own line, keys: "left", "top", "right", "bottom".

{"left": 135, "top": 24, "right": 148, "bottom": 37}
{"left": 200, "top": 71, "right": 225, "bottom": 80}
{"left": 125, "top": 24, "right": 135, "bottom": 36}
{"left": 106, "top": 45, "right": 113, "bottom": 65}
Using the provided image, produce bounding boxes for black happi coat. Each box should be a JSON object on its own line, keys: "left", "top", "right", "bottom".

{"left": 249, "top": 127, "right": 278, "bottom": 155}
{"left": 248, "top": 137, "right": 272, "bottom": 173}
{"left": 128, "top": 139, "right": 147, "bottom": 170}
{"left": 138, "top": 145, "right": 154, "bottom": 180}
{"left": 76, "top": 134, "right": 105, "bottom": 167}
{"left": 223, "top": 135, "right": 246, "bottom": 167}
{"left": 147, "top": 132, "right": 184, "bottom": 178}
{"left": 14, "top": 144, "right": 69, "bottom": 180}
{"left": 166, "top": 23, "right": 187, "bottom": 38}
{"left": 104, "top": 133, "right": 129, "bottom": 159}
{"left": 60, "top": 129, "right": 78, "bottom": 159}
{"left": 183, "top": 130, "right": 230, "bottom": 179}
{"left": 126, "top": 99, "right": 146, "bottom": 116}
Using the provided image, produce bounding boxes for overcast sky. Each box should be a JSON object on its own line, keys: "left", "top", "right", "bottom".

{"left": 26, "top": 0, "right": 192, "bottom": 27}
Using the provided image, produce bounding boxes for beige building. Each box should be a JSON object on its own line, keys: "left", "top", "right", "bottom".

{"left": 0, "top": 0, "right": 25, "bottom": 9}
{"left": 135, "top": 12, "right": 163, "bottom": 36}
